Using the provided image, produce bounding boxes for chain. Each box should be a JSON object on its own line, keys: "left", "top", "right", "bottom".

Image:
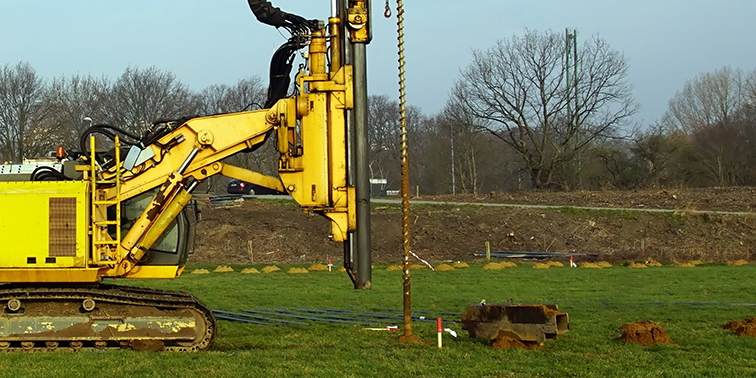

{"left": 384, "top": 0, "right": 391, "bottom": 18}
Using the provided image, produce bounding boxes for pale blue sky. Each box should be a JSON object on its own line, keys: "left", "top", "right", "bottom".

{"left": 1, "top": 1, "right": 754, "bottom": 126}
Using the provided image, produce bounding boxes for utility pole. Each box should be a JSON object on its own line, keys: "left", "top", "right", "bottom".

{"left": 565, "top": 28, "right": 580, "bottom": 187}
{"left": 450, "top": 122, "right": 456, "bottom": 195}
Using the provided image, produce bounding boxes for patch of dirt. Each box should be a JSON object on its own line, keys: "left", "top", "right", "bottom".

{"left": 532, "top": 263, "right": 550, "bottom": 269}
{"left": 287, "top": 267, "right": 308, "bottom": 274}
{"left": 491, "top": 331, "right": 542, "bottom": 350}
{"left": 723, "top": 318, "right": 756, "bottom": 337}
{"left": 427, "top": 187, "right": 756, "bottom": 213}
{"left": 546, "top": 261, "right": 564, "bottom": 267}
{"left": 675, "top": 262, "right": 697, "bottom": 268}
{"left": 191, "top": 188, "right": 756, "bottom": 264}
{"left": 482, "top": 262, "right": 505, "bottom": 270}
{"left": 728, "top": 260, "right": 749, "bottom": 266}
{"left": 619, "top": 320, "right": 675, "bottom": 345}
{"left": 261, "top": 265, "right": 280, "bottom": 273}
{"left": 435, "top": 264, "right": 454, "bottom": 271}
{"left": 452, "top": 261, "right": 470, "bottom": 268}
{"left": 307, "top": 264, "right": 328, "bottom": 271}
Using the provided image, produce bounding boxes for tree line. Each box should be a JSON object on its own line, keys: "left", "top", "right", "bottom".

{"left": 2, "top": 29, "right": 756, "bottom": 194}
{"left": 370, "top": 30, "right": 756, "bottom": 194}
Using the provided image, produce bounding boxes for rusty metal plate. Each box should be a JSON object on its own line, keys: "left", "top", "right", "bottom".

{"left": 461, "top": 304, "right": 569, "bottom": 342}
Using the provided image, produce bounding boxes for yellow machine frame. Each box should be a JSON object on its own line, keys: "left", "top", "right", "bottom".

{"left": 0, "top": 20, "right": 354, "bottom": 283}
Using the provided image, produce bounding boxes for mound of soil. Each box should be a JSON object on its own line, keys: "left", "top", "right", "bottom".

{"left": 620, "top": 320, "right": 675, "bottom": 345}
{"left": 675, "top": 262, "right": 696, "bottom": 268}
{"left": 261, "top": 265, "right": 280, "bottom": 273}
{"left": 435, "top": 264, "right": 454, "bottom": 271}
{"left": 491, "top": 331, "right": 541, "bottom": 350}
{"left": 532, "top": 263, "right": 550, "bottom": 269}
{"left": 728, "top": 260, "right": 749, "bottom": 266}
{"left": 191, "top": 188, "right": 756, "bottom": 264}
{"left": 723, "top": 318, "right": 756, "bottom": 337}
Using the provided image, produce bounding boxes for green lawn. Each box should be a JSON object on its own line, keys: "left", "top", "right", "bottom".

{"left": 3, "top": 264, "right": 756, "bottom": 378}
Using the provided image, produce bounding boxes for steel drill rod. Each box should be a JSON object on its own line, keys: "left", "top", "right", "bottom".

{"left": 214, "top": 314, "right": 278, "bottom": 326}
{"left": 258, "top": 307, "right": 388, "bottom": 324}
{"left": 213, "top": 310, "right": 311, "bottom": 326}
{"left": 241, "top": 309, "right": 371, "bottom": 325}
{"left": 295, "top": 307, "right": 460, "bottom": 323}
{"left": 374, "top": 308, "right": 462, "bottom": 317}
{"left": 293, "top": 308, "right": 407, "bottom": 322}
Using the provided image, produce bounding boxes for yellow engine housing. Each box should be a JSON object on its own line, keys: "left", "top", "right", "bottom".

{"left": 0, "top": 181, "right": 101, "bottom": 282}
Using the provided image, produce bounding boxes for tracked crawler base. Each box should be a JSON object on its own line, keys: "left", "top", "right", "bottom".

{"left": 0, "top": 284, "right": 215, "bottom": 351}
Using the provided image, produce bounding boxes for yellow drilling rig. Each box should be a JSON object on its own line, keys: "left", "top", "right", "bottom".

{"left": 0, "top": 0, "right": 373, "bottom": 351}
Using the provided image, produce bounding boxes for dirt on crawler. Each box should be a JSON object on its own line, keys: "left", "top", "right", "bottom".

{"left": 723, "top": 318, "right": 756, "bottom": 337}
{"left": 191, "top": 187, "right": 756, "bottom": 265}
{"left": 619, "top": 320, "right": 675, "bottom": 346}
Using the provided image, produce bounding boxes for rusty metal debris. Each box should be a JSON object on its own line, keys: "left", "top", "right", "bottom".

{"left": 461, "top": 304, "right": 569, "bottom": 344}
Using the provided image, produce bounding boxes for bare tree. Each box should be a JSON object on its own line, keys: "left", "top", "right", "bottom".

{"left": 45, "top": 74, "right": 111, "bottom": 151}
{"left": 366, "top": 95, "right": 423, "bottom": 190}
{"left": 452, "top": 29, "right": 637, "bottom": 189}
{"left": 105, "top": 66, "right": 200, "bottom": 134}
{"left": 442, "top": 104, "right": 486, "bottom": 194}
{"left": 0, "top": 62, "right": 56, "bottom": 162}
{"left": 665, "top": 66, "right": 747, "bottom": 133}
{"left": 198, "top": 77, "right": 271, "bottom": 193}
{"left": 199, "top": 77, "right": 266, "bottom": 115}
{"left": 663, "top": 67, "right": 755, "bottom": 186}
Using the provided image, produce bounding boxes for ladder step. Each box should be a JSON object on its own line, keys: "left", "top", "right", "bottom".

{"left": 93, "top": 241, "right": 118, "bottom": 245}
{"left": 93, "top": 201, "right": 118, "bottom": 205}
{"left": 94, "top": 221, "right": 119, "bottom": 225}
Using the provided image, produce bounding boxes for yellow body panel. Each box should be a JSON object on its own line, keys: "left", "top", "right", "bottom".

{"left": 0, "top": 181, "right": 89, "bottom": 271}
{"left": 0, "top": 268, "right": 101, "bottom": 283}
{"left": 121, "top": 265, "right": 185, "bottom": 279}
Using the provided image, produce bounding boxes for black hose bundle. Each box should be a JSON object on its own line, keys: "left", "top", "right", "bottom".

{"left": 247, "top": 0, "right": 319, "bottom": 107}
{"left": 30, "top": 166, "right": 71, "bottom": 181}
{"left": 247, "top": 0, "right": 319, "bottom": 33}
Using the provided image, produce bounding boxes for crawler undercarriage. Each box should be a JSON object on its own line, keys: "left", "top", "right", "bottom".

{"left": 0, "top": 284, "right": 215, "bottom": 351}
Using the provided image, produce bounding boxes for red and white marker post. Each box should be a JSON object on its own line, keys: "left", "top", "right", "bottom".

{"left": 437, "top": 318, "right": 443, "bottom": 349}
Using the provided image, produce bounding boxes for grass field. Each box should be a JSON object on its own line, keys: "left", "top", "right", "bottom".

{"left": 3, "top": 264, "right": 756, "bottom": 377}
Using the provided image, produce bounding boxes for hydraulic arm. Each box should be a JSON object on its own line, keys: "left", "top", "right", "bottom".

{"left": 0, "top": 18, "right": 356, "bottom": 285}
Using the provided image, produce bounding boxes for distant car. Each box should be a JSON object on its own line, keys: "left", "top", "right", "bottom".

{"left": 227, "top": 179, "right": 253, "bottom": 194}
{"left": 227, "top": 179, "right": 285, "bottom": 195}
